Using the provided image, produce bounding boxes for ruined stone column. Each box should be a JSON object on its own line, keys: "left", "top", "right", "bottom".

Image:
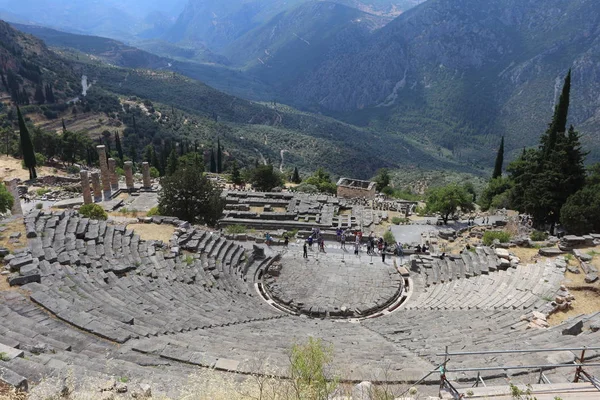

{"left": 108, "top": 158, "right": 119, "bottom": 191}
{"left": 80, "top": 170, "right": 93, "bottom": 205}
{"left": 124, "top": 161, "right": 134, "bottom": 191}
{"left": 91, "top": 172, "right": 102, "bottom": 202}
{"left": 142, "top": 162, "right": 151, "bottom": 189}
{"left": 4, "top": 179, "right": 23, "bottom": 216}
{"left": 96, "top": 145, "right": 111, "bottom": 200}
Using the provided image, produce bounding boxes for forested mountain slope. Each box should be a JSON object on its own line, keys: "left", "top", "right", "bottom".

{"left": 224, "top": 1, "right": 387, "bottom": 89}
{"left": 280, "top": 0, "right": 600, "bottom": 163}
{"left": 2, "top": 20, "right": 465, "bottom": 179}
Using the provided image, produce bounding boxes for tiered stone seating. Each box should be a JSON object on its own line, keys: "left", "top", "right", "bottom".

{"left": 411, "top": 247, "right": 507, "bottom": 287}
{"left": 11, "top": 211, "right": 280, "bottom": 344}
{"left": 0, "top": 291, "right": 199, "bottom": 396}
{"left": 2, "top": 209, "right": 599, "bottom": 394}
{"left": 406, "top": 262, "right": 565, "bottom": 311}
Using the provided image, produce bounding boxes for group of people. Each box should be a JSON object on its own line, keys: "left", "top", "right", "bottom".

{"left": 265, "top": 232, "right": 289, "bottom": 247}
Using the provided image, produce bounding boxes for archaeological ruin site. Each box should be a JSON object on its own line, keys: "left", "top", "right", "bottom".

{"left": 2, "top": 161, "right": 600, "bottom": 399}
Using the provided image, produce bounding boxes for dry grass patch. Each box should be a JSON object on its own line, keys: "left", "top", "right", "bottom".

{"left": 250, "top": 206, "right": 264, "bottom": 214}
{"left": 34, "top": 112, "right": 124, "bottom": 139}
{"left": 0, "top": 155, "right": 66, "bottom": 181}
{"left": 548, "top": 288, "right": 600, "bottom": 326}
{"left": 511, "top": 247, "right": 545, "bottom": 265}
{"left": 127, "top": 223, "right": 175, "bottom": 243}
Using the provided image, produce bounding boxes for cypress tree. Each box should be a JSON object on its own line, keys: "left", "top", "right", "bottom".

{"left": 115, "top": 132, "right": 124, "bottom": 161}
{"left": 230, "top": 160, "right": 242, "bottom": 185}
{"left": 217, "top": 138, "right": 222, "bottom": 173}
{"left": 132, "top": 115, "right": 138, "bottom": 135}
{"left": 292, "top": 167, "right": 301, "bottom": 184}
{"left": 0, "top": 71, "right": 7, "bottom": 90}
{"left": 542, "top": 70, "right": 571, "bottom": 156}
{"left": 210, "top": 149, "right": 216, "bottom": 173}
{"left": 151, "top": 147, "right": 160, "bottom": 172}
{"left": 34, "top": 84, "right": 45, "bottom": 105}
{"left": 44, "top": 83, "right": 55, "bottom": 103}
{"left": 17, "top": 106, "right": 37, "bottom": 180}
{"left": 62, "top": 118, "right": 67, "bottom": 133}
{"left": 166, "top": 149, "right": 179, "bottom": 175}
{"left": 492, "top": 136, "right": 504, "bottom": 179}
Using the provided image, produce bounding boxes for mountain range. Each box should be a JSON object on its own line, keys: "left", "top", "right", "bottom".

{"left": 0, "top": 19, "right": 464, "bottom": 183}
{"left": 2, "top": 0, "right": 600, "bottom": 175}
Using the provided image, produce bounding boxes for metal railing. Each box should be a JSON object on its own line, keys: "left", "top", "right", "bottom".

{"left": 436, "top": 346, "right": 600, "bottom": 399}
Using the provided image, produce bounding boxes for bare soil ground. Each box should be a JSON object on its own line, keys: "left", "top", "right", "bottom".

{"left": 548, "top": 246, "right": 600, "bottom": 326}
{"left": 0, "top": 381, "right": 26, "bottom": 400}
{"left": 0, "top": 156, "right": 66, "bottom": 181}
{"left": 0, "top": 218, "right": 26, "bottom": 292}
{"left": 126, "top": 223, "right": 175, "bottom": 243}
{"left": 0, "top": 218, "right": 26, "bottom": 253}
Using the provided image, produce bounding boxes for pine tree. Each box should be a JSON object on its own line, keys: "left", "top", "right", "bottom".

{"left": 62, "top": 118, "right": 67, "bottom": 133}
{"left": 292, "top": 167, "right": 301, "bottom": 184}
{"left": 492, "top": 136, "right": 504, "bottom": 179}
{"left": 216, "top": 138, "right": 222, "bottom": 173}
{"left": 210, "top": 149, "right": 217, "bottom": 173}
{"left": 166, "top": 149, "right": 179, "bottom": 176}
{"left": 34, "top": 84, "right": 45, "bottom": 105}
{"left": 17, "top": 106, "right": 37, "bottom": 180}
{"left": 115, "top": 132, "right": 124, "bottom": 161}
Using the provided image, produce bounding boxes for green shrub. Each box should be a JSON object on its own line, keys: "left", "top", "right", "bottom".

{"left": 146, "top": 207, "right": 160, "bottom": 217}
{"left": 21, "top": 153, "right": 46, "bottom": 169}
{"left": 36, "top": 188, "right": 50, "bottom": 196}
{"left": 289, "top": 337, "right": 338, "bottom": 399}
{"left": 391, "top": 216, "right": 409, "bottom": 225}
{"left": 285, "top": 228, "right": 299, "bottom": 238}
{"left": 79, "top": 204, "right": 108, "bottom": 220}
{"left": 530, "top": 230, "right": 548, "bottom": 242}
{"left": 149, "top": 166, "right": 160, "bottom": 178}
{"left": 66, "top": 165, "right": 80, "bottom": 175}
{"left": 482, "top": 230, "right": 511, "bottom": 246}
{"left": 225, "top": 225, "right": 247, "bottom": 235}
{"left": 383, "top": 230, "right": 396, "bottom": 244}
{"left": 35, "top": 203, "right": 43, "bottom": 210}
{"left": 115, "top": 167, "right": 125, "bottom": 177}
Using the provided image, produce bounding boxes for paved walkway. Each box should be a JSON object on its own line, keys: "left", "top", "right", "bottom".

{"left": 265, "top": 250, "right": 402, "bottom": 317}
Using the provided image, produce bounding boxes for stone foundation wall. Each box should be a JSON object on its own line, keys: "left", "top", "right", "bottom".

{"left": 337, "top": 185, "right": 376, "bottom": 200}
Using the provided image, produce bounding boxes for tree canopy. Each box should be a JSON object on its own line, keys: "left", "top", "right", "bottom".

{"left": 249, "top": 164, "right": 284, "bottom": 192}
{"left": 374, "top": 168, "right": 391, "bottom": 192}
{"left": 426, "top": 184, "right": 474, "bottom": 224}
{"left": 158, "top": 164, "right": 224, "bottom": 226}
{"left": 303, "top": 168, "right": 336, "bottom": 194}
{"left": 480, "top": 71, "right": 588, "bottom": 233}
